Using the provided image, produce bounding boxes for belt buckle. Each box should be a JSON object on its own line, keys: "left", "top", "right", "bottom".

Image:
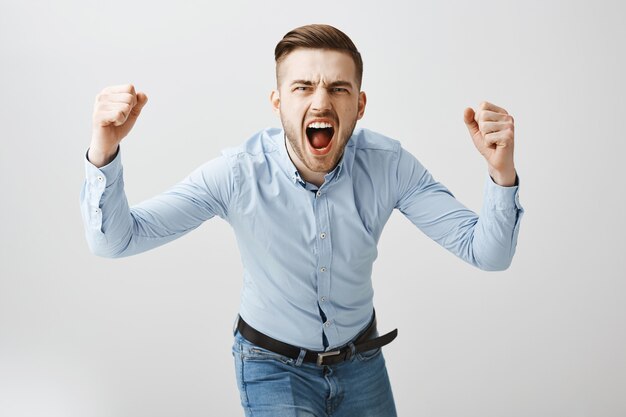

{"left": 316, "top": 350, "right": 341, "bottom": 366}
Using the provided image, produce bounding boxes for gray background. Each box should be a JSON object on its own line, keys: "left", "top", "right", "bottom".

{"left": 1, "top": 0, "right": 625, "bottom": 416}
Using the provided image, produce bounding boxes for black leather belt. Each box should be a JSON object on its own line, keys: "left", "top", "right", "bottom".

{"left": 235, "top": 312, "right": 398, "bottom": 366}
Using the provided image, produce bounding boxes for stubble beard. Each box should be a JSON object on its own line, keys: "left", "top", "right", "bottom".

{"left": 281, "top": 113, "right": 358, "bottom": 174}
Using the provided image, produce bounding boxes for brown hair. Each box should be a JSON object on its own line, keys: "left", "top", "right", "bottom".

{"left": 274, "top": 24, "right": 363, "bottom": 88}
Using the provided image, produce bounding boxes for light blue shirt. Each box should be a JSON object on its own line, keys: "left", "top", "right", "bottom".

{"left": 80, "top": 127, "right": 524, "bottom": 351}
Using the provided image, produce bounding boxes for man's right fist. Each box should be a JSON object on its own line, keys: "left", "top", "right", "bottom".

{"left": 89, "top": 84, "right": 148, "bottom": 167}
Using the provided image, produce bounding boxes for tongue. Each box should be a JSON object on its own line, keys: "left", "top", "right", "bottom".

{"left": 309, "top": 129, "right": 332, "bottom": 149}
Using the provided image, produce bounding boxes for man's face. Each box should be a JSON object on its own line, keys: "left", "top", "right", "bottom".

{"left": 271, "top": 48, "right": 366, "bottom": 174}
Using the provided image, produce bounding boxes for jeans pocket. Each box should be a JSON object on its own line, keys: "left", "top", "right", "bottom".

{"left": 244, "top": 346, "right": 294, "bottom": 365}
{"left": 355, "top": 346, "right": 382, "bottom": 362}
{"left": 235, "top": 331, "right": 294, "bottom": 365}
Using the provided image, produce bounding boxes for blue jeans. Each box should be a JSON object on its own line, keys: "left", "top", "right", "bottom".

{"left": 231, "top": 329, "right": 397, "bottom": 417}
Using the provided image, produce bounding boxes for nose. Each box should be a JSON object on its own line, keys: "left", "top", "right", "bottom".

{"left": 311, "top": 87, "right": 331, "bottom": 112}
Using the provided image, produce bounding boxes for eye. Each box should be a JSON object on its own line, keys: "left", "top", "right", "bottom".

{"left": 293, "top": 86, "right": 309, "bottom": 92}
{"left": 330, "top": 87, "right": 348, "bottom": 93}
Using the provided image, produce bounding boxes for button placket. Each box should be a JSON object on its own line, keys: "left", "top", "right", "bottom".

{"left": 313, "top": 187, "right": 338, "bottom": 344}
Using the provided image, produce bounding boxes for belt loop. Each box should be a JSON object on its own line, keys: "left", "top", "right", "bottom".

{"left": 348, "top": 342, "right": 356, "bottom": 359}
{"left": 295, "top": 348, "right": 307, "bottom": 367}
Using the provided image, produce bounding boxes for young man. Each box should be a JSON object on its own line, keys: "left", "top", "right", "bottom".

{"left": 81, "top": 24, "right": 523, "bottom": 417}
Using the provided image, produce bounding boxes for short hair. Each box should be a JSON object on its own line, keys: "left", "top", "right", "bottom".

{"left": 274, "top": 24, "right": 363, "bottom": 89}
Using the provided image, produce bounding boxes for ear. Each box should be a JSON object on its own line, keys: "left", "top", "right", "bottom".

{"left": 270, "top": 89, "right": 281, "bottom": 116}
{"left": 357, "top": 91, "right": 367, "bottom": 120}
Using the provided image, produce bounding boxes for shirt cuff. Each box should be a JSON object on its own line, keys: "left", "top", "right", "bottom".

{"left": 84, "top": 146, "right": 122, "bottom": 188}
{"left": 484, "top": 172, "right": 522, "bottom": 211}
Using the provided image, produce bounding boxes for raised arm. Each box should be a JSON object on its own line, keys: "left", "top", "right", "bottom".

{"left": 394, "top": 102, "right": 524, "bottom": 271}
{"left": 80, "top": 84, "right": 235, "bottom": 258}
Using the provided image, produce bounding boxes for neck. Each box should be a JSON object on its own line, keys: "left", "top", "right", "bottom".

{"left": 284, "top": 137, "right": 326, "bottom": 187}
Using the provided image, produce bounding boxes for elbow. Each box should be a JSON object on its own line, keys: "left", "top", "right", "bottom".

{"left": 85, "top": 234, "right": 131, "bottom": 259}
{"left": 88, "top": 244, "right": 126, "bottom": 259}
{"left": 480, "top": 263, "right": 511, "bottom": 272}
{"left": 91, "top": 248, "right": 124, "bottom": 259}
{"left": 476, "top": 257, "right": 513, "bottom": 272}
{"left": 468, "top": 239, "right": 516, "bottom": 272}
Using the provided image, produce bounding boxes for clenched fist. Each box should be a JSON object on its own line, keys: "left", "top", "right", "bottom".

{"left": 464, "top": 101, "right": 517, "bottom": 187}
{"left": 88, "top": 84, "right": 148, "bottom": 167}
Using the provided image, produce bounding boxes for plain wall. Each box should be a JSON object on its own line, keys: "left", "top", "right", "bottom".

{"left": 1, "top": 0, "right": 625, "bottom": 416}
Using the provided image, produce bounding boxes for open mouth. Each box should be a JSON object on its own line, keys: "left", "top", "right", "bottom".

{"left": 305, "top": 121, "right": 335, "bottom": 155}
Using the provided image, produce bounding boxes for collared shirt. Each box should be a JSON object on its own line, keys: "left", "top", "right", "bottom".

{"left": 80, "top": 127, "right": 524, "bottom": 351}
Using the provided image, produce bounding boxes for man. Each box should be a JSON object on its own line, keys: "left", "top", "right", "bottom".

{"left": 81, "top": 24, "right": 523, "bottom": 416}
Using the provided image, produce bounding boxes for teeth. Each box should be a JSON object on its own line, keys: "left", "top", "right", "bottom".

{"left": 307, "top": 121, "right": 333, "bottom": 129}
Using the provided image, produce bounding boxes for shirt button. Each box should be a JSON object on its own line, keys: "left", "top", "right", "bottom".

{"left": 320, "top": 296, "right": 327, "bottom": 302}
{"left": 320, "top": 267, "right": 327, "bottom": 273}
{"left": 94, "top": 208, "right": 101, "bottom": 213}
{"left": 96, "top": 176, "right": 104, "bottom": 182}
{"left": 320, "top": 232, "right": 326, "bottom": 239}
{"left": 316, "top": 190, "right": 322, "bottom": 197}
{"left": 324, "top": 321, "right": 331, "bottom": 327}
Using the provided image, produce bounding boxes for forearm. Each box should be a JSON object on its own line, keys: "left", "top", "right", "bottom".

{"left": 489, "top": 166, "right": 518, "bottom": 188}
{"left": 80, "top": 148, "right": 140, "bottom": 258}
{"left": 396, "top": 148, "right": 524, "bottom": 271}
{"left": 87, "top": 143, "right": 119, "bottom": 168}
{"left": 80, "top": 149, "right": 232, "bottom": 258}
{"left": 466, "top": 173, "right": 524, "bottom": 270}
{"left": 80, "top": 149, "right": 191, "bottom": 258}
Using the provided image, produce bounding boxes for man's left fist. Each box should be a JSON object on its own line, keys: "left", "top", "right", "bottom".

{"left": 464, "top": 101, "right": 517, "bottom": 187}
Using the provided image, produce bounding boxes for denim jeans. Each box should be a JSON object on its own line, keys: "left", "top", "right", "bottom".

{"left": 231, "top": 329, "right": 397, "bottom": 417}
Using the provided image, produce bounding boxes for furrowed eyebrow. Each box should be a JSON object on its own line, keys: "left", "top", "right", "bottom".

{"left": 290, "top": 80, "right": 314, "bottom": 86}
{"left": 327, "top": 81, "right": 353, "bottom": 89}
{"left": 289, "top": 80, "right": 354, "bottom": 89}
